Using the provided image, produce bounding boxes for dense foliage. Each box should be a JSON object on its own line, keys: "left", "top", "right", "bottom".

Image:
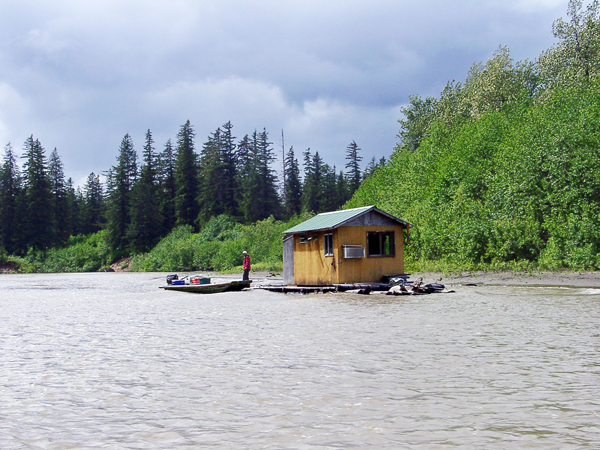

{"left": 128, "top": 214, "right": 312, "bottom": 273}
{"left": 6, "top": 232, "right": 112, "bottom": 274}
{"left": 349, "top": 0, "right": 600, "bottom": 272}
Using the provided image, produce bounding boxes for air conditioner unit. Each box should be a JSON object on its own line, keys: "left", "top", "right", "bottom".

{"left": 343, "top": 245, "right": 365, "bottom": 259}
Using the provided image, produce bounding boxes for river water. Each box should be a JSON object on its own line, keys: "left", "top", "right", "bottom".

{"left": 0, "top": 272, "right": 599, "bottom": 449}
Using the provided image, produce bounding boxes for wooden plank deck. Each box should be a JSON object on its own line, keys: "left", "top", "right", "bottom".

{"left": 257, "top": 285, "right": 338, "bottom": 294}
{"left": 256, "top": 282, "right": 393, "bottom": 294}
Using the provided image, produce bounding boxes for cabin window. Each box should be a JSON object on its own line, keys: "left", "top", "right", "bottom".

{"left": 300, "top": 234, "right": 308, "bottom": 243}
{"left": 367, "top": 231, "right": 395, "bottom": 257}
{"left": 324, "top": 233, "right": 334, "bottom": 256}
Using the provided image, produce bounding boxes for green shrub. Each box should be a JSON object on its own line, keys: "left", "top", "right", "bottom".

{"left": 198, "top": 215, "right": 239, "bottom": 242}
{"left": 128, "top": 213, "right": 313, "bottom": 274}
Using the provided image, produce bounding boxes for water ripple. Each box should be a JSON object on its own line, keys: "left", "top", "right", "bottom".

{"left": 0, "top": 272, "right": 599, "bottom": 448}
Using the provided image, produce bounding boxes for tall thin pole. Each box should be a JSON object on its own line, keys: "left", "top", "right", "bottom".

{"left": 281, "top": 129, "right": 287, "bottom": 203}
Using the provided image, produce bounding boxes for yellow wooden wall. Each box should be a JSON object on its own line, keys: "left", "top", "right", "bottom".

{"left": 292, "top": 230, "right": 337, "bottom": 286}
{"left": 292, "top": 225, "right": 405, "bottom": 285}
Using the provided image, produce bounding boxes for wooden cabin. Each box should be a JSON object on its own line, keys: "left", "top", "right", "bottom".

{"left": 283, "top": 205, "right": 412, "bottom": 286}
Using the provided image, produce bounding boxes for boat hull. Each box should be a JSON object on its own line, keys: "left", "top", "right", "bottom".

{"left": 161, "top": 280, "right": 252, "bottom": 293}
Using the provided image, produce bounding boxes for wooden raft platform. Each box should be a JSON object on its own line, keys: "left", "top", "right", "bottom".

{"left": 258, "top": 285, "right": 337, "bottom": 294}
{"left": 255, "top": 277, "right": 452, "bottom": 295}
{"left": 256, "top": 283, "right": 391, "bottom": 294}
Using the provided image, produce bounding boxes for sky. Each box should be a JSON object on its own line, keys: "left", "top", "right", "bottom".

{"left": 0, "top": 0, "right": 569, "bottom": 187}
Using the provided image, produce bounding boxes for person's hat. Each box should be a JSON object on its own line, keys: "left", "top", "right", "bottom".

{"left": 243, "top": 251, "right": 247, "bottom": 254}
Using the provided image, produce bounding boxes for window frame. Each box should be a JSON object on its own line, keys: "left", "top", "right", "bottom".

{"left": 366, "top": 231, "right": 395, "bottom": 257}
{"left": 324, "top": 233, "right": 334, "bottom": 257}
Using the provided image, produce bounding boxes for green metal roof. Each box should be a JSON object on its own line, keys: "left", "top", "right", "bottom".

{"left": 284, "top": 205, "right": 409, "bottom": 234}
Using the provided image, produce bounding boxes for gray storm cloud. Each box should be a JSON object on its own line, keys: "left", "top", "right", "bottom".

{"left": 0, "top": 0, "right": 565, "bottom": 185}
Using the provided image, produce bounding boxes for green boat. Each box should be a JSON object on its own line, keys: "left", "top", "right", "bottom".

{"left": 160, "top": 280, "right": 252, "bottom": 294}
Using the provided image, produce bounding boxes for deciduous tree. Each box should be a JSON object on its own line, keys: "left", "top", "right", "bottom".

{"left": 398, "top": 95, "right": 438, "bottom": 151}
{"left": 539, "top": 0, "right": 600, "bottom": 88}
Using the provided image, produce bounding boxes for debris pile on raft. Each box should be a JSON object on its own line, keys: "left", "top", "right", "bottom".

{"left": 386, "top": 276, "right": 454, "bottom": 295}
{"left": 254, "top": 275, "right": 456, "bottom": 295}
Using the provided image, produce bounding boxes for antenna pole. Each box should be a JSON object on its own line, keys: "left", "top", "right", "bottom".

{"left": 282, "top": 129, "right": 286, "bottom": 203}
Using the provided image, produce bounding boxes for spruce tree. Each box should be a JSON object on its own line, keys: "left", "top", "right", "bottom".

{"left": 321, "top": 164, "right": 339, "bottom": 212}
{"left": 158, "top": 139, "right": 176, "bottom": 234}
{"left": 128, "top": 130, "right": 162, "bottom": 253}
{"left": 198, "top": 122, "right": 240, "bottom": 223}
{"left": 21, "top": 136, "right": 53, "bottom": 250}
{"left": 106, "top": 133, "right": 137, "bottom": 254}
{"left": 66, "top": 178, "right": 83, "bottom": 236}
{"left": 237, "top": 129, "right": 280, "bottom": 222}
{"left": 174, "top": 120, "right": 200, "bottom": 229}
{"left": 301, "top": 148, "right": 316, "bottom": 213}
{"left": 345, "top": 140, "right": 363, "bottom": 195}
{"left": 283, "top": 146, "right": 302, "bottom": 217}
{"left": 241, "top": 131, "right": 264, "bottom": 223}
{"left": 0, "top": 143, "right": 23, "bottom": 254}
{"left": 255, "top": 129, "right": 280, "bottom": 219}
{"left": 48, "top": 148, "right": 70, "bottom": 246}
{"left": 243, "top": 168, "right": 263, "bottom": 223}
{"left": 336, "top": 170, "right": 350, "bottom": 207}
{"left": 302, "top": 149, "right": 325, "bottom": 213}
{"left": 81, "top": 173, "right": 104, "bottom": 235}
{"left": 235, "top": 134, "right": 253, "bottom": 219}
{"left": 198, "top": 127, "right": 225, "bottom": 222}
{"left": 219, "top": 121, "right": 239, "bottom": 217}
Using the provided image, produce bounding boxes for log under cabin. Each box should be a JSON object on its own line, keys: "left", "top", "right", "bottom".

{"left": 283, "top": 205, "right": 412, "bottom": 286}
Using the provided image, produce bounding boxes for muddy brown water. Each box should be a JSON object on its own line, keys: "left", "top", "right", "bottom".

{"left": 1, "top": 272, "right": 599, "bottom": 449}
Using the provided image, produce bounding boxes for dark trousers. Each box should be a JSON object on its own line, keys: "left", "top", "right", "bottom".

{"left": 243, "top": 269, "right": 250, "bottom": 281}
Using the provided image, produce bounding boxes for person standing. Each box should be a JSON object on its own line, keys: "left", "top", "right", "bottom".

{"left": 242, "top": 251, "right": 251, "bottom": 281}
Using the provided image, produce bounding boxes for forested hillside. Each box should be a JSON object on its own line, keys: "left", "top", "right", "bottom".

{"left": 0, "top": 117, "right": 378, "bottom": 261}
{"left": 348, "top": 0, "right": 600, "bottom": 271}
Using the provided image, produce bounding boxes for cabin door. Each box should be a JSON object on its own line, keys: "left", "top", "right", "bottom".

{"left": 283, "top": 235, "right": 295, "bottom": 285}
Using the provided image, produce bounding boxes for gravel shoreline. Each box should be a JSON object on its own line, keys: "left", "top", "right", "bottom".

{"left": 412, "top": 271, "right": 600, "bottom": 288}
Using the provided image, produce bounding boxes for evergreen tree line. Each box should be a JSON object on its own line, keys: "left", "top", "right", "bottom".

{"left": 348, "top": 0, "right": 600, "bottom": 271}
{"left": 0, "top": 119, "right": 383, "bottom": 258}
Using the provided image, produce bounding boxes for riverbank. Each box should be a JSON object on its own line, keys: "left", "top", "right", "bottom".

{"left": 234, "top": 270, "right": 600, "bottom": 289}
{"left": 4, "top": 263, "right": 600, "bottom": 289}
{"left": 414, "top": 271, "right": 600, "bottom": 288}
